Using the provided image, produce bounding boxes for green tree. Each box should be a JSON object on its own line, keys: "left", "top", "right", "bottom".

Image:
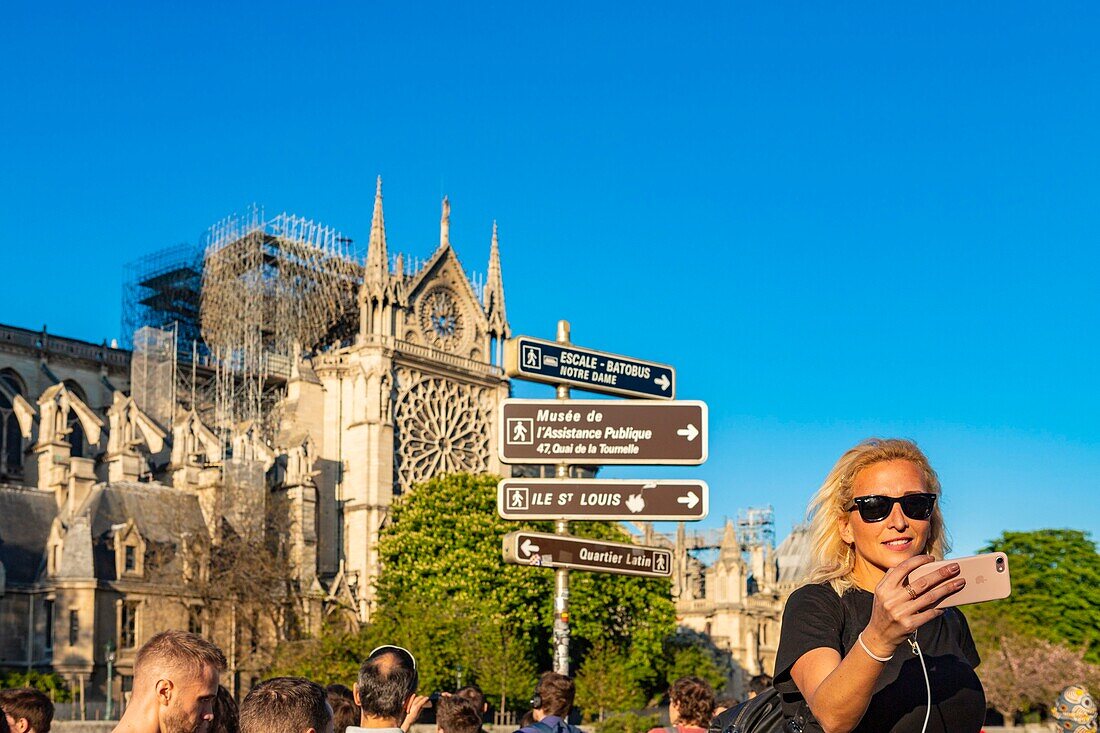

{"left": 373, "top": 472, "right": 677, "bottom": 707}
{"left": 268, "top": 623, "right": 377, "bottom": 686}
{"left": 0, "top": 670, "right": 72, "bottom": 702}
{"left": 968, "top": 529, "right": 1100, "bottom": 663}
{"left": 574, "top": 641, "right": 645, "bottom": 722}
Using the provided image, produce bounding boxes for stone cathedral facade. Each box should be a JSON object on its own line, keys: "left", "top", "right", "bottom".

{"left": 0, "top": 182, "right": 511, "bottom": 698}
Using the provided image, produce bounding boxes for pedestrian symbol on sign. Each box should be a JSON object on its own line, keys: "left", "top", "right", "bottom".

{"left": 507, "top": 418, "right": 533, "bottom": 445}
{"left": 654, "top": 553, "right": 669, "bottom": 573}
{"left": 522, "top": 344, "right": 542, "bottom": 369}
{"left": 509, "top": 487, "right": 529, "bottom": 510}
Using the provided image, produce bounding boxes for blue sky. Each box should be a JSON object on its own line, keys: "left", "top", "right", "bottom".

{"left": 2, "top": 2, "right": 1097, "bottom": 555}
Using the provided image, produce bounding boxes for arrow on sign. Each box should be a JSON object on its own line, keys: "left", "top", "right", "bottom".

{"left": 520, "top": 538, "right": 540, "bottom": 557}
{"left": 677, "top": 491, "right": 700, "bottom": 509}
{"left": 677, "top": 424, "right": 700, "bottom": 442}
{"left": 655, "top": 374, "right": 671, "bottom": 391}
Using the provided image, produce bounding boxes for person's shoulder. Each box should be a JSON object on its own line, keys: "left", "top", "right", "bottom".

{"left": 785, "top": 582, "right": 843, "bottom": 614}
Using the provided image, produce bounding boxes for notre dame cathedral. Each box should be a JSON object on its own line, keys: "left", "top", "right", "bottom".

{"left": 0, "top": 179, "right": 807, "bottom": 705}
{"left": 0, "top": 179, "right": 511, "bottom": 699}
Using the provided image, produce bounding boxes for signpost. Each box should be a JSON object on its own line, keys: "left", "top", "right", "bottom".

{"left": 497, "top": 320, "right": 709, "bottom": 677}
{"left": 497, "top": 478, "right": 709, "bottom": 521}
{"left": 497, "top": 398, "right": 708, "bottom": 465}
{"left": 504, "top": 335, "right": 676, "bottom": 400}
{"left": 502, "top": 531, "right": 674, "bottom": 578}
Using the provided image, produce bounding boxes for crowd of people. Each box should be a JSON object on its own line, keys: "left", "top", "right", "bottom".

{"left": 0, "top": 630, "right": 744, "bottom": 733}
{"left": 2, "top": 439, "right": 1098, "bottom": 733}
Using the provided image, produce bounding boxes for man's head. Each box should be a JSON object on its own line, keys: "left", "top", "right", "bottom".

{"left": 436, "top": 696, "right": 481, "bottom": 733}
{"left": 0, "top": 688, "right": 54, "bottom": 733}
{"left": 133, "top": 630, "right": 227, "bottom": 733}
{"left": 453, "top": 687, "right": 487, "bottom": 716}
{"left": 239, "top": 678, "right": 332, "bottom": 733}
{"left": 532, "top": 673, "right": 573, "bottom": 719}
{"left": 354, "top": 646, "right": 419, "bottom": 726}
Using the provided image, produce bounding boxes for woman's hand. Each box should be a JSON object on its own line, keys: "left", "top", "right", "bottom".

{"left": 860, "top": 554, "right": 965, "bottom": 657}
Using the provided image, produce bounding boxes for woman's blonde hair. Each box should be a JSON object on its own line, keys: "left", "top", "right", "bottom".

{"left": 804, "top": 438, "right": 950, "bottom": 595}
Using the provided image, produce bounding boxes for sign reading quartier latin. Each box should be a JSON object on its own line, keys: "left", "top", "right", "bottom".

{"left": 502, "top": 531, "right": 673, "bottom": 578}
{"left": 498, "top": 399, "right": 707, "bottom": 465}
{"left": 497, "top": 479, "right": 708, "bottom": 521}
{"left": 504, "top": 336, "right": 675, "bottom": 400}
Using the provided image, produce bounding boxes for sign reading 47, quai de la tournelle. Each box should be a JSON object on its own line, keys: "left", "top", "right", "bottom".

{"left": 498, "top": 399, "right": 708, "bottom": 465}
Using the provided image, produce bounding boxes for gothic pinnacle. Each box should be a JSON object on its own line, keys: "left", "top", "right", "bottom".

{"left": 365, "top": 176, "right": 388, "bottom": 283}
{"left": 439, "top": 195, "right": 450, "bottom": 249}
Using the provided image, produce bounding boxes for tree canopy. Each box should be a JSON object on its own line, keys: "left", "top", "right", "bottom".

{"left": 968, "top": 529, "right": 1100, "bottom": 663}
{"left": 964, "top": 529, "right": 1100, "bottom": 722}
{"left": 371, "top": 472, "right": 678, "bottom": 709}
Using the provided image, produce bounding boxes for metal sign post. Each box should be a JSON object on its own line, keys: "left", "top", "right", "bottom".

{"left": 499, "top": 321, "right": 709, "bottom": 677}
{"left": 552, "top": 320, "right": 571, "bottom": 677}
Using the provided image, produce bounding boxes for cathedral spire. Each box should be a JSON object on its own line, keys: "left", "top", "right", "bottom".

{"left": 484, "top": 221, "right": 508, "bottom": 336}
{"left": 439, "top": 196, "right": 450, "bottom": 249}
{"left": 360, "top": 176, "right": 394, "bottom": 340}
{"left": 364, "top": 176, "right": 388, "bottom": 286}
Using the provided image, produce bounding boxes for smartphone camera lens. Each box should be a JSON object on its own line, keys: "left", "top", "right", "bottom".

{"left": 995, "top": 556, "right": 1005, "bottom": 573}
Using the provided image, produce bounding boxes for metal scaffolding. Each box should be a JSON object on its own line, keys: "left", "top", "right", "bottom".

{"left": 121, "top": 244, "right": 204, "bottom": 354}
{"left": 130, "top": 326, "right": 177, "bottom": 431}
{"left": 200, "top": 206, "right": 361, "bottom": 437}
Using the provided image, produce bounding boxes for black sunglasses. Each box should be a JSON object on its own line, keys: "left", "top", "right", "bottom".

{"left": 845, "top": 493, "right": 937, "bottom": 523}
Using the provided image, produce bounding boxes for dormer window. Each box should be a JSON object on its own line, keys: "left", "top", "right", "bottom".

{"left": 113, "top": 521, "right": 146, "bottom": 579}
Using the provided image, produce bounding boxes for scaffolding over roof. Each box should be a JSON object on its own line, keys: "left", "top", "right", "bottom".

{"left": 200, "top": 206, "right": 362, "bottom": 436}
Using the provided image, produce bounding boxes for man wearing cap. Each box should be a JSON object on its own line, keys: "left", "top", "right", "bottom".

{"left": 348, "top": 646, "right": 430, "bottom": 733}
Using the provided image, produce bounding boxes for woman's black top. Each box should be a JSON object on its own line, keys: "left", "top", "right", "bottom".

{"left": 773, "top": 583, "right": 985, "bottom": 733}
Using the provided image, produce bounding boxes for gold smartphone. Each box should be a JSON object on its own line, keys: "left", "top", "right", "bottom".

{"left": 907, "top": 551, "right": 1012, "bottom": 608}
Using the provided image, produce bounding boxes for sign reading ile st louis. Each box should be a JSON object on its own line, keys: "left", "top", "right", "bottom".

{"left": 498, "top": 399, "right": 707, "bottom": 465}
{"left": 502, "top": 531, "right": 673, "bottom": 578}
{"left": 498, "top": 479, "right": 708, "bottom": 521}
{"left": 504, "top": 336, "right": 675, "bottom": 400}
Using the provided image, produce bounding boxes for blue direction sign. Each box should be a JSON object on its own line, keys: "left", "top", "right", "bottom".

{"left": 504, "top": 336, "right": 675, "bottom": 400}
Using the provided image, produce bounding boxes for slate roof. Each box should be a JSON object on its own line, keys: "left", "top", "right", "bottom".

{"left": 83, "top": 481, "right": 208, "bottom": 581}
{"left": 0, "top": 483, "right": 57, "bottom": 585}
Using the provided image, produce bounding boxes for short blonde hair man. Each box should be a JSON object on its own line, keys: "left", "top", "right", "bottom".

{"left": 112, "top": 630, "right": 227, "bottom": 733}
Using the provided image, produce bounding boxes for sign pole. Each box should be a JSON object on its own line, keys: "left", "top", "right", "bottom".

{"left": 553, "top": 319, "right": 571, "bottom": 676}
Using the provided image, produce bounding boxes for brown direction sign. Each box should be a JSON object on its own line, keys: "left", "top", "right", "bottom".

{"left": 498, "top": 399, "right": 707, "bottom": 465}
{"left": 504, "top": 336, "right": 676, "bottom": 400}
{"left": 497, "top": 479, "right": 709, "bottom": 521}
{"left": 502, "top": 531, "right": 673, "bottom": 578}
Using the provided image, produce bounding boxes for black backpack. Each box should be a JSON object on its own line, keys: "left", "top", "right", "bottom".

{"left": 707, "top": 688, "right": 804, "bottom": 733}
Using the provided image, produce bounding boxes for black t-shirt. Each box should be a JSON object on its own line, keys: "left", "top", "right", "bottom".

{"left": 773, "top": 583, "right": 985, "bottom": 733}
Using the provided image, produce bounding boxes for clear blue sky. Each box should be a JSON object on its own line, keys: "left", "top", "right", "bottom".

{"left": 2, "top": 2, "right": 1097, "bottom": 555}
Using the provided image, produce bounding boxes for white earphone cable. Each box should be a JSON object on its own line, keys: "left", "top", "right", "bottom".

{"left": 907, "top": 632, "right": 931, "bottom": 733}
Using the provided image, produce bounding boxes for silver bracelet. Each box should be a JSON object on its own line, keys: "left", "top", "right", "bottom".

{"left": 858, "top": 632, "right": 894, "bottom": 663}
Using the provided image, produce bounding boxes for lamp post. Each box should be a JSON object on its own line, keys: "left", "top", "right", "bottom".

{"left": 105, "top": 640, "right": 116, "bottom": 720}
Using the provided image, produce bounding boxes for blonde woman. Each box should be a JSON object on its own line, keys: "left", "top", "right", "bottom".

{"left": 773, "top": 439, "right": 985, "bottom": 732}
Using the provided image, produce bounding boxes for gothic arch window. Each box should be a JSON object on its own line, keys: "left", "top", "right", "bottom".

{"left": 0, "top": 369, "right": 26, "bottom": 478}
{"left": 63, "top": 380, "right": 88, "bottom": 458}
{"left": 392, "top": 373, "right": 491, "bottom": 494}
